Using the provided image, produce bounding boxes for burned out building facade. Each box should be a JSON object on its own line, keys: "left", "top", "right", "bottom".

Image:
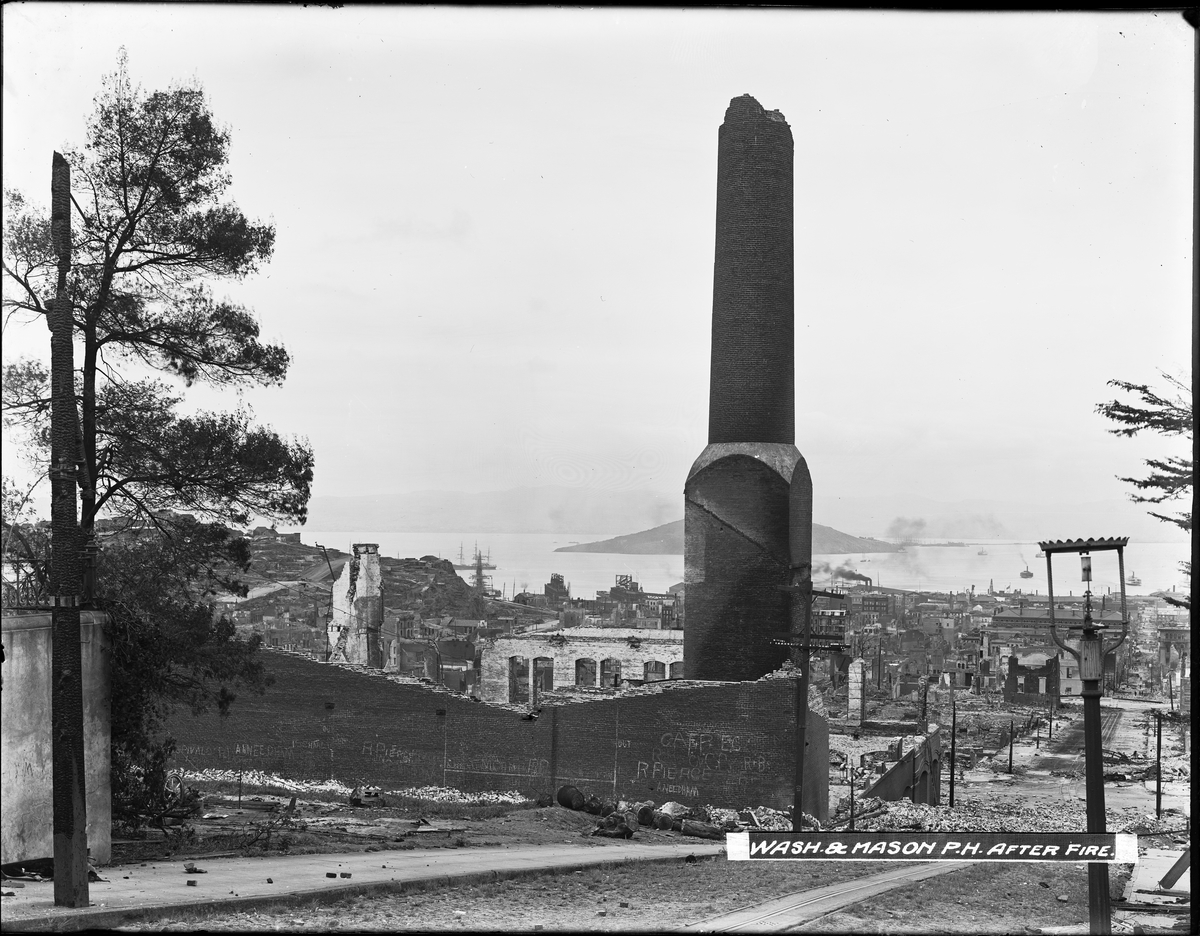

{"left": 480, "top": 626, "right": 686, "bottom": 705}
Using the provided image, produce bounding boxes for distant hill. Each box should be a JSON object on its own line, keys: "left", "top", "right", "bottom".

{"left": 554, "top": 520, "right": 901, "bottom": 555}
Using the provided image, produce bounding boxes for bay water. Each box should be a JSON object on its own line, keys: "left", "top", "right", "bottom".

{"left": 289, "top": 531, "right": 1189, "bottom": 603}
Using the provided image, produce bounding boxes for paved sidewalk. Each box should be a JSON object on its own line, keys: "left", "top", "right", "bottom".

{"left": 1, "top": 840, "right": 727, "bottom": 932}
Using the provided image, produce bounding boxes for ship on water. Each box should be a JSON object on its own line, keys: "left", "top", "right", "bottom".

{"left": 451, "top": 543, "right": 495, "bottom": 571}
{"left": 1126, "top": 571, "right": 1142, "bottom": 587}
{"left": 1020, "top": 563, "right": 1034, "bottom": 579}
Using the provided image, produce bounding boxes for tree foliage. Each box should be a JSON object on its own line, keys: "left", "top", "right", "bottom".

{"left": 1, "top": 53, "right": 306, "bottom": 819}
{"left": 2, "top": 50, "right": 312, "bottom": 536}
{"left": 1096, "top": 371, "right": 1192, "bottom": 608}
{"left": 99, "top": 516, "right": 272, "bottom": 827}
{"left": 1096, "top": 372, "right": 1192, "bottom": 533}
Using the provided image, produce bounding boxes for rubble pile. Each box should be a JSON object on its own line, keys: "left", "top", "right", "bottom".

{"left": 834, "top": 795, "right": 1190, "bottom": 835}
{"left": 390, "top": 786, "right": 530, "bottom": 805}
{"left": 182, "top": 771, "right": 530, "bottom": 806}
{"left": 553, "top": 786, "right": 798, "bottom": 837}
{"left": 831, "top": 795, "right": 886, "bottom": 820}
{"left": 1101, "top": 748, "right": 1191, "bottom": 783}
{"left": 184, "top": 769, "right": 353, "bottom": 796}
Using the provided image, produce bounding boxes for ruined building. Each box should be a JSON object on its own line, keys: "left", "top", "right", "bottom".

{"left": 685, "top": 94, "right": 814, "bottom": 680}
{"left": 326, "top": 543, "right": 384, "bottom": 667}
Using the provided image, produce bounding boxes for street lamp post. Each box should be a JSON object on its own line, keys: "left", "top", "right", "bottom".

{"left": 1041, "top": 537, "right": 1130, "bottom": 936}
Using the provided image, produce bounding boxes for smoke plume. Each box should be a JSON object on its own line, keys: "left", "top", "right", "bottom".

{"left": 886, "top": 517, "right": 927, "bottom": 541}
{"left": 833, "top": 565, "right": 872, "bottom": 586}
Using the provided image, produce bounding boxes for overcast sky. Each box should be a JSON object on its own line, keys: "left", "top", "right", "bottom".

{"left": 2, "top": 6, "right": 1193, "bottom": 539}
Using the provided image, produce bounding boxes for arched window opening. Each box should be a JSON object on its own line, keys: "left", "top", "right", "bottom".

{"left": 643, "top": 660, "right": 666, "bottom": 682}
{"left": 533, "top": 657, "right": 554, "bottom": 703}
{"left": 575, "top": 658, "right": 597, "bottom": 686}
{"left": 508, "top": 656, "right": 529, "bottom": 704}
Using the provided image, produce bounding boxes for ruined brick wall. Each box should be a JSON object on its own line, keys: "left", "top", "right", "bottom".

{"left": 861, "top": 728, "right": 942, "bottom": 807}
{"left": 480, "top": 628, "right": 685, "bottom": 704}
{"left": 166, "top": 651, "right": 828, "bottom": 817}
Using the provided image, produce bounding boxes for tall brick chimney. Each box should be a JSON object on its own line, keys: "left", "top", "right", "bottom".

{"left": 709, "top": 94, "right": 794, "bottom": 445}
{"left": 684, "top": 95, "right": 813, "bottom": 682}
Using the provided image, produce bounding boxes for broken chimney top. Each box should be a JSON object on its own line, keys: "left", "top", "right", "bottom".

{"left": 724, "top": 93, "right": 789, "bottom": 126}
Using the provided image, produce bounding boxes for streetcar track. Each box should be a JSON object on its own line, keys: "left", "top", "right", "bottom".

{"left": 682, "top": 861, "right": 968, "bottom": 932}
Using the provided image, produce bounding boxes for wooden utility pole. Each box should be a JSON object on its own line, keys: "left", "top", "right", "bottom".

{"left": 949, "top": 694, "right": 957, "bottom": 807}
{"left": 778, "top": 583, "right": 846, "bottom": 829}
{"left": 1155, "top": 709, "right": 1163, "bottom": 820}
{"left": 49, "top": 151, "right": 89, "bottom": 907}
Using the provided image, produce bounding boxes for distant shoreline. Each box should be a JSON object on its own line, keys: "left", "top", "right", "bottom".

{"left": 554, "top": 520, "right": 903, "bottom": 556}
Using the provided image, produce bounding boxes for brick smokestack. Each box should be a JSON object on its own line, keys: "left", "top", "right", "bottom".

{"left": 708, "top": 94, "right": 794, "bottom": 444}
{"left": 684, "top": 95, "right": 811, "bottom": 682}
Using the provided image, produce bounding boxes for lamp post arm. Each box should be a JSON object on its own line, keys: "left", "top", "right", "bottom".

{"left": 1049, "top": 625, "right": 1079, "bottom": 662}
{"left": 1102, "top": 623, "right": 1128, "bottom": 658}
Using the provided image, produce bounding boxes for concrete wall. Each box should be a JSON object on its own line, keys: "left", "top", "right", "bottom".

{"left": 1, "top": 612, "right": 111, "bottom": 865}
{"left": 166, "top": 650, "right": 830, "bottom": 819}
{"left": 480, "top": 628, "right": 684, "bottom": 704}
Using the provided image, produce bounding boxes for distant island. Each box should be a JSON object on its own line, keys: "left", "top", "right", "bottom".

{"left": 554, "top": 520, "right": 902, "bottom": 556}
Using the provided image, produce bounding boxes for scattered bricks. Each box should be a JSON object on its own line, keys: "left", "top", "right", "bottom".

{"left": 620, "top": 902, "right": 630, "bottom": 908}
{"left": 597, "top": 910, "right": 607, "bottom": 917}
{"left": 326, "top": 872, "right": 337, "bottom": 878}
{"left": 340, "top": 872, "right": 352, "bottom": 878}
{"left": 186, "top": 880, "right": 197, "bottom": 886}
{"left": 267, "top": 878, "right": 273, "bottom": 884}
{"left": 1057, "top": 895, "right": 1069, "bottom": 902}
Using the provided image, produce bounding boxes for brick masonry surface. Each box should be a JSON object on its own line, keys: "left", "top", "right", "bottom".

{"left": 709, "top": 94, "right": 794, "bottom": 445}
{"left": 684, "top": 445, "right": 798, "bottom": 681}
{"left": 166, "top": 650, "right": 829, "bottom": 817}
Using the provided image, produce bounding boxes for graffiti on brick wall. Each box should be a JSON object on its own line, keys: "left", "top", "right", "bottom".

{"left": 177, "top": 741, "right": 317, "bottom": 761}
{"left": 632, "top": 729, "right": 772, "bottom": 796}
{"left": 360, "top": 742, "right": 421, "bottom": 764}
{"left": 446, "top": 753, "right": 550, "bottom": 780}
